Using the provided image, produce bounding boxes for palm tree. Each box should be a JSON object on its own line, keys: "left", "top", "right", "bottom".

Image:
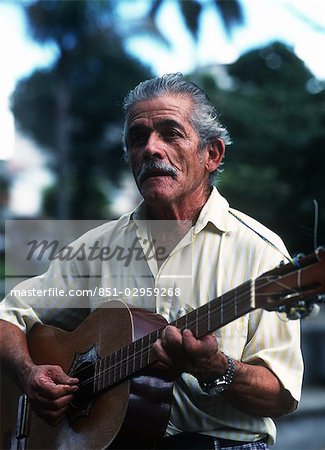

{"left": 145, "top": 0, "right": 244, "bottom": 43}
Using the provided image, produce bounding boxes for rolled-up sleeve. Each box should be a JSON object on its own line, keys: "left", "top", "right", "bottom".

{"left": 242, "top": 307, "right": 303, "bottom": 404}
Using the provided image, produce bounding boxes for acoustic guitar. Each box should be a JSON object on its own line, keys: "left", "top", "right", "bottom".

{"left": 1, "top": 249, "right": 325, "bottom": 449}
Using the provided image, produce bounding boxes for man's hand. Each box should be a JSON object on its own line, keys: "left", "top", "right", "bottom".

{"left": 22, "top": 364, "right": 79, "bottom": 426}
{"left": 0, "top": 321, "right": 79, "bottom": 427}
{"left": 152, "top": 325, "right": 228, "bottom": 381}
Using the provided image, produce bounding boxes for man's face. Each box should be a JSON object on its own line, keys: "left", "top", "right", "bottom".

{"left": 125, "top": 94, "right": 211, "bottom": 206}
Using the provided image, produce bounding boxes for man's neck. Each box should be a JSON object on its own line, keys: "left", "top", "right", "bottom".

{"left": 138, "top": 187, "right": 212, "bottom": 268}
{"left": 143, "top": 187, "right": 212, "bottom": 223}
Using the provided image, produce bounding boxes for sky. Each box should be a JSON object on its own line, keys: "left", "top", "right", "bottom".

{"left": 121, "top": 0, "right": 325, "bottom": 79}
{"left": 0, "top": 0, "right": 325, "bottom": 215}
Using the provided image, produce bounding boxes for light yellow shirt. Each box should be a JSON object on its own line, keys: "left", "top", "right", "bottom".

{"left": 1, "top": 187, "right": 303, "bottom": 444}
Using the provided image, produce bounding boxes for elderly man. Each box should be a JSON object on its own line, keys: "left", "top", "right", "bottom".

{"left": 0, "top": 73, "right": 303, "bottom": 450}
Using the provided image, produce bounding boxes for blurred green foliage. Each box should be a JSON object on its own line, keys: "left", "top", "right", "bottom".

{"left": 11, "top": 1, "right": 325, "bottom": 255}
{"left": 12, "top": 0, "right": 151, "bottom": 219}
{"left": 197, "top": 42, "right": 325, "bottom": 254}
{"left": 148, "top": 0, "right": 244, "bottom": 40}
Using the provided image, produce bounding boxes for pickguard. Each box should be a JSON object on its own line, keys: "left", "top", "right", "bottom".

{"left": 67, "top": 344, "right": 100, "bottom": 422}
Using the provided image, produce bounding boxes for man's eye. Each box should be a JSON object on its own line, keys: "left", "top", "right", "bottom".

{"left": 164, "top": 128, "right": 181, "bottom": 138}
{"left": 130, "top": 134, "right": 147, "bottom": 146}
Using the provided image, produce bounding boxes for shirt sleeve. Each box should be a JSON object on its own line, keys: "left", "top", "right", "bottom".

{"left": 242, "top": 308, "right": 303, "bottom": 403}
{"left": 0, "top": 256, "right": 89, "bottom": 334}
{"left": 241, "top": 241, "right": 304, "bottom": 404}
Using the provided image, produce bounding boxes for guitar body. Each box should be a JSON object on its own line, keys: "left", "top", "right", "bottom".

{"left": 3, "top": 301, "right": 174, "bottom": 450}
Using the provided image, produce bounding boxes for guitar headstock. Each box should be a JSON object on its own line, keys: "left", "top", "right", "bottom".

{"left": 255, "top": 248, "right": 325, "bottom": 319}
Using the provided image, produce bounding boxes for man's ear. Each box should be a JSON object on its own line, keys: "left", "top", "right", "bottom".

{"left": 205, "top": 138, "right": 225, "bottom": 173}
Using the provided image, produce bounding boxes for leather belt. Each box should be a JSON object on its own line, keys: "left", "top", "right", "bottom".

{"left": 157, "top": 432, "right": 266, "bottom": 449}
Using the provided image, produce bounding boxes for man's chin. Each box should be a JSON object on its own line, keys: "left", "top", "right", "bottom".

{"left": 140, "top": 176, "right": 174, "bottom": 194}
{"left": 140, "top": 183, "right": 175, "bottom": 204}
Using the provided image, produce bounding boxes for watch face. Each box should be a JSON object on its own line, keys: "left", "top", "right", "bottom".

{"left": 202, "top": 382, "right": 226, "bottom": 395}
{"left": 199, "top": 356, "right": 235, "bottom": 395}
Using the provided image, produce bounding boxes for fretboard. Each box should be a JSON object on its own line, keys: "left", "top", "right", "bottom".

{"left": 93, "top": 279, "right": 255, "bottom": 394}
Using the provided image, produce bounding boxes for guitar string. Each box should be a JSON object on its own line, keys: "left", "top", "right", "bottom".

{"left": 77, "top": 291, "right": 250, "bottom": 391}
{"left": 75, "top": 275, "right": 300, "bottom": 390}
{"left": 76, "top": 274, "right": 301, "bottom": 391}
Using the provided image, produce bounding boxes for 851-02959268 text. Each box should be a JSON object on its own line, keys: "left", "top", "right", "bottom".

{"left": 8, "top": 286, "right": 182, "bottom": 298}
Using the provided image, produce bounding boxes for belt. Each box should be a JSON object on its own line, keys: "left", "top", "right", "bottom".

{"left": 157, "top": 432, "right": 266, "bottom": 449}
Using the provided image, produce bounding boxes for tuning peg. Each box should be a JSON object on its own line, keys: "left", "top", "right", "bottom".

{"left": 288, "top": 310, "right": 304, "bottom": 320}
{"left": 315, "top": 294, "right": 325, "bottom": 304}
{"left": 307, "top": 303, "right": 320, "bottom": 318}
{"left": 292, "top": 253, "right": 305, "bottom": 268}
{"left": 280, "top": 300, "right": 322, "bottom": 320}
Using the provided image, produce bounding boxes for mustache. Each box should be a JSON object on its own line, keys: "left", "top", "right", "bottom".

{"left": 138, "top": 160, "right": 178, "bottom": 184}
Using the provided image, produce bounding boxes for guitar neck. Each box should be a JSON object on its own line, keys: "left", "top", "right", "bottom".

{"left": 93, "top": 279, "right": 256, "bottom": 393}
{"left": 172, "top": 279, "right": 255, "bottom": 338}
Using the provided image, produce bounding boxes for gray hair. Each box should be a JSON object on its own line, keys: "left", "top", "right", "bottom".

{"left": 122, "top": 73, "right": 232, "bottom": 181}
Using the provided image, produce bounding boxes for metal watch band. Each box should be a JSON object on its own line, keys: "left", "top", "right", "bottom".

{"left": 199, "top": 354, "right": 235, "bottom": 394}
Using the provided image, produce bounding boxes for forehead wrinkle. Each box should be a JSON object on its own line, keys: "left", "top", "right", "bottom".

{"left": 127, "top": 93, "right": 194, "bottom": 124}
{"left": 155, "top": 118, "right": 185, "bottom": 129}
{"left": 127, "top": 109, "right": 192, "bottom": 137}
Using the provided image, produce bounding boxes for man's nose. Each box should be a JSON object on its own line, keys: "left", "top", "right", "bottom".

{"left": 144, "top": 132, "right": 164, "bottom": 159}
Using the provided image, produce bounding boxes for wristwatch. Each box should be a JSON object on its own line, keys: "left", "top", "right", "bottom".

{"left": 198, "top": 354, "right": 235, "bottom": 395}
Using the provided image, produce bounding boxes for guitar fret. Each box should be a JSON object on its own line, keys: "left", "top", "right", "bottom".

{"left": 146, "top": 335, "right": 151, "bottom": 365}
{"left": 101, "top": 357, "right": 106, "bottom": 390}
{"left": 200, "top": 303, "right": 209, "bottom": 336}
{"left": 94, "top": 359, "right": 100, "bottom": 393}
{"left": 144, "top": 337, "right": 149, "bottom": 368}
{"left": 101, "top": 357, "right": 106, "bottom": 391}
{"left": 117, "top": 348, "right": 122, "bottom": 381}
{"left": 141, "top": 337, "right": 145, "bottom": 368}
{"left": 96, "top": 355, "right": 105, "bottom": 392}
{"left": 124, "top": 343, "right": 129, "bottom": 376}
{"left": 132, "top": 342, "right": 136, "bottom": 373}
{"left": 119, "top": 348, "right": 123, "bottom": 380}
{"left": 112, "top": 353, "right": 117, "bottom": 384}
{"left": 134, "top": 340, "right": 141, "bottom": 371}
{"left": 119, "top": 347, "right": 124, "bottom": 379}
{"left": 106, "top": 353, "right": 112, "bottom": 386}
{"left": 98, "top": 355, "right": 104, "bottom": 390}
{"left": 124, "top": 344, "right": 129, "bottom": 376}
{"left": 209, "top": 300, "right": 219, "bottom": 331}
{"left": 126, "top": 342, "right": 134, "bottom": 377}
{"left": 99, "top": 358, "right": 103, "bottom": 392}
{"left": 120, "top": 346, "right": 127, "bottom": 379}
{"left": 112, "top": 351, "right": 117, "bottom": 384}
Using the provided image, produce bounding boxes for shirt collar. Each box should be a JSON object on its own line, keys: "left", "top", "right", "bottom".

{"left": 120, "top": 200, "right": 144, "bottom": 229}
{"left": 121, "top": 187, "right": 234, "bottom": 233}
{"left": 193, "top": 187, "right": 235, "bottom": 234}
